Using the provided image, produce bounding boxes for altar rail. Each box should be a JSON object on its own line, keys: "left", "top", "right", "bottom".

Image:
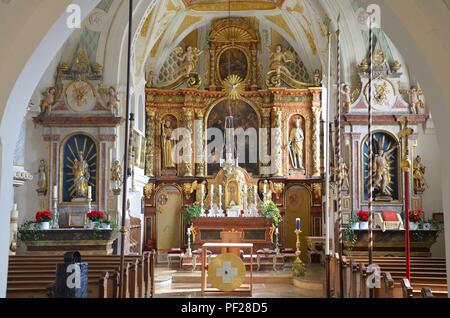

{"left": 7, "top": 252, "right": 155, "bottom": 298}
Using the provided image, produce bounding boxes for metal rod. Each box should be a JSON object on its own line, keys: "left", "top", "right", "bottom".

{"left": 336, "top": 15, "right": 344, "bottom": 298}
{"left": 367, "top": 15, "right": 375, "bottom": 299}
{"left": 324, "top": 17, "right": 332, "bottom": 298}
{"left": 119, "top": 0, "right": 133, "bottom": 299}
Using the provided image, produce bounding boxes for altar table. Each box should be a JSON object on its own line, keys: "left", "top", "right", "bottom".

{"left": 21, "top": 228, "right": 118, "bottom": 255}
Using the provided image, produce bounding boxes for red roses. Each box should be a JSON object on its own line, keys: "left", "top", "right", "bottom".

{"left": 357, "top": 210, "right": 369, "bottom": 222}
{"left": 87, "top": 210, "right": 105, "bottom": 222}
{"left": 409, "top": 209, "right": 424, "bottom": 223}
{"left": 35, "top": 211, "right": 52, "bottom": 222}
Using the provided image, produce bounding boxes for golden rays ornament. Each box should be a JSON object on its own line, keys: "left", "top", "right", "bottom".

{"left": 208, "top": 253, "right": 246, "bottom": 292}
{"left": 223, "top": 75, "right": 244, "bottom": 100}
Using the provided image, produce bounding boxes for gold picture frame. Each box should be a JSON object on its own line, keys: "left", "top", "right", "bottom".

{"left": 68, "top": 212, "right": 87, "bottom": 228}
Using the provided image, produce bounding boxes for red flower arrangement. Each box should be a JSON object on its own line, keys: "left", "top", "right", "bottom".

{"left": 357, "top": 210, "right": 369, "bottom": 222}
{"left": 87, "top": 211, "right": 105, "bottom": 222}
{"left": 35, "top": 211, "right": 52, "bottom": 223}
{"left": 409, "top": 209, "right": 424, "bottom": 223}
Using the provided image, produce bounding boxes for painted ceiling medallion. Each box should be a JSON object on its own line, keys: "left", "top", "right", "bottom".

{"left": 223, "top": 74, "right": 244, "bottom": 100}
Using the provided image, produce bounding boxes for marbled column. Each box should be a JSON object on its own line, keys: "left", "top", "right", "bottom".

{"left": 145, "top": 108, "right": 156, "bottom": 177}
{"left": 311, "top": 91, "right": 322, "bottom": 177}
{"left": 194, "top": 110, "right": 205, "bottom": 177}
{"left": 260, "top": 108, "right": 271, "bottom": 175}
{"left": 182, "top": 108, "right": 193, "bottom": 177}
{"left": 272, "top": 108, "right": 283, "bottom": 177}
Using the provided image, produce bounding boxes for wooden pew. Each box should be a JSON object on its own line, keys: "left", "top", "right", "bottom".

{"left": 7, "top": 253, "right": 155, "bottom": 298}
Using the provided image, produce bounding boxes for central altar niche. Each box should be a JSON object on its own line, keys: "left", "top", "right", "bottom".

{"left": 206, "top": 99, "right": 259, "bottom": 176}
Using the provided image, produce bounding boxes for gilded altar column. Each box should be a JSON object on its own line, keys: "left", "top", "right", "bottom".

{"left": 194, "top": 110, "right": 205, "bottom": 177}
{"left": 311, "top": 90, "right": 322, "bottom": 177}
{"left": 182, "top": 107, "right": 193, "bottom": 177}
{"left": 251, "top": 44, "right": 258, "bottom": 90}
{"left": 145, "top": 108, "right": 156, "bottom": 177}
{"left": 260, "top": 108, "right": 271, "bottom": 175}
{"left": 209, "top": 45, "right": 216, "bottom": 91}
{"left": 272, "top": 107, "right": 283, "bottom": 177}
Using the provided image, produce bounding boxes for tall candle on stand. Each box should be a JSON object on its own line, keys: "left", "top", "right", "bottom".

{"left": 87, "top": 186, "right": 92, "bottom": 199}
{"left": 53, "top": 185, "right": 58, "bottom": 199}
{"left": 296, "top": 218, "right": 301, "bottom": 230}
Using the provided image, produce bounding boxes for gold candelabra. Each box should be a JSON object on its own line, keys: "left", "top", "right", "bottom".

{"left": 294, "top": 229, "right": 303, "bottom": 265}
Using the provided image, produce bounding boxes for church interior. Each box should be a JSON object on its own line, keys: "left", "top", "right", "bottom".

{"left": 1, "top": 0, "right": 450, "bottom": 300}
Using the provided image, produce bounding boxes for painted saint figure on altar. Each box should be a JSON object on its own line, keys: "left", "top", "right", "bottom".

{"left": 373, "top": 147, "right": 396, "bottom": 198}
{"left": 161, "top": 120, "right": 175, "bottom": 168}
{"left": 413, "top": 155, "right": 426, "bottom": 193}
{"left": 73, "top": 151, "right": 90, "bottom": 198}
{"left": 289, "top": 118, "right": 304, "bottom": 169}
{"left": 36, "top": 160, "right": 48, "bottom": 196}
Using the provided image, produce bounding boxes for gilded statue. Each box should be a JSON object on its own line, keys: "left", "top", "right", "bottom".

{"left": 269, "top": 45, "right": 294, "bottom": 76}
{"left": 341, "top": 84, "right": 352, "bottom": 113}
{"left": 107, "top": 87, "right": 120, "bottom": 115}
{"left": 111, "top": 160, "right": 123, "bottom": 193}
{"left": 73, "top": 151, "right": 90, "bottom": 198}
{"left": 144, "top": 183, "right": 154, "bottom": 200}
{"left": 161, "top": 120, "right": 175, "bottom": 169}
{"left": 40, "top": 87, "right": 56, "bottom": 114}
{"left": 289, "top": 118, "right": 305, "bottom": 169}
{"left": 409, "top": 86, "right": 424, "bottom": 114}
{"left": 174, "top": 46, "right": 203, "bottom": 77}
{"left": 413, "top": 155, "right": 426, "bottom": 193}
{"left": 313, "top": 69, "right": 321, "bottom": 86}
{"left": 372, "top": 142, "right": 397, "bottom": 198}
{"left": 191, "top": 180, "right": 206, "bottom": 205}
{"left": 36, "top": 159, "right": 48, "bottom": 196}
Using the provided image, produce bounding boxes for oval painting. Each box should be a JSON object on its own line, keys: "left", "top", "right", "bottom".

{"left": 218, "top": 48, "right": 248, "bottom": 82}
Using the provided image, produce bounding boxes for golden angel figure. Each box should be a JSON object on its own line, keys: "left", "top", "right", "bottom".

{"left": 73, "top": 151, "right": 90, "bottom": 198}
{"left": 409, "top": 86, "right": 424, "bottom": 114}
{"left": 40, "top": 87, "right": 56, "bottom": 114}
{"left": 161, "top": 120, "right": 175, "bottom": 168}
{"left": 413, "top": 155, "right": 426, "bottom": 193}
{"left": 111, "top": 160, "right": 123, "bottom": 191}
{"left": 174, "top": 46, "right": 203, "bottom": 77}
{"left": 341, "top": 84, "right": 352, "bottom": 113}
{"left": 269, "top": 44, "right": 294, "bottom": 76}
{"left": 107, "top": 86, "right": 120, "bottom": 115}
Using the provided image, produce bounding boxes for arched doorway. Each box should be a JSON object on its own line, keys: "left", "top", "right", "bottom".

{"left": 155, "top": 186, "right": 182, "bottom": 252}
{"left": 285, "top": 185, "right": 311, "bottom": 263}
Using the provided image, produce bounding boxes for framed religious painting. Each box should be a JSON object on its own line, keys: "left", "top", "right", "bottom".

{"left": 217, "top": 47, "right": 249, "bottom": 83}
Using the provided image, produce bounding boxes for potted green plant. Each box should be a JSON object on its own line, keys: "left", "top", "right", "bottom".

{"left": 261, "top": 201, "right": 282, "bottom": 226}
{"left": 183, "top": 204, "right": 201, "bottom": 225}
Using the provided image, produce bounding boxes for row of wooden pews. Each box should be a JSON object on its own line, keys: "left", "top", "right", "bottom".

{"left": 331, "top": 254, "right": 448, "bottom": 298}
{"left": 7, "top": 252, "right": 155, "bottom": 298}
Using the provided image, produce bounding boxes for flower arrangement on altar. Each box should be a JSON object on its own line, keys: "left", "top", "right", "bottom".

{"left": 87, "top": 210, "right": 105, "bottom": 222}
{"left": 409, "top": 209, "right": 424, "bottom": 224}
{"left": 35, "top": 210, "right": 52, "bottom": 223}
{"left": 357, "top": 210, "right": 369, "bottom": 222}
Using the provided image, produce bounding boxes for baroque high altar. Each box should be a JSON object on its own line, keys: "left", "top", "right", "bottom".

{"left": 143, "top": 18, "right": 324, "bottom": 258}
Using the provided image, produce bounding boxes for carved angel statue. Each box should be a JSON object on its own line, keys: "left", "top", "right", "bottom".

{"left": 259, "top": 180, "right": 274, "bottom": 203}
{"left": 372, "top": 139, "right": 397, "bottom": 197}
{"left": 107, "top": 87, "right": 120, "bottom": 115}
{"left": 40, "top": 87, "right": 56, "bottom": 114}
{"left": 111, "top": 160, "right": 123, "bottom": 192}
{"left": 269, "top": 44, "right": 294, "bottom": 76}
{"left": 174, "top": 46, "right": 203, "bottom": 77}
{"left": 409, "top": 86, "right": 425, "bottom": 114}
{"left": 413, "top": 155, "right": 426, "bottom": 193}
{"left": 36, "top": 159, "right": 48, "bottom": 196}
{"left": 313, "top": 69, "right": 322, "bottom": 86}
{"left": 341, "top": 162, "right": 350, "bottom": 191}
{"left": 341, "top": 84, "right": 352, "bottom": 113}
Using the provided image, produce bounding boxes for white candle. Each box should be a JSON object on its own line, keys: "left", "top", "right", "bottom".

{"left": 263, "top": 182, "right": 267, "bottom": 195}
{"left": 218, "top": 185, "right": 222, "bottom": 195}
{"left": 275, "top": 227, "right": 279, "bottom": 235}
{"left": 88, "top": 186, "right": 92, "bottom": 199}
{"left": 187, "top": 227, "right": 191, "bottom": 235}
{"left": 53, "top": 185, "right": 58, "bottom": 199}
{"left": 243, "top": 185, "right": 247, "bottom": 193}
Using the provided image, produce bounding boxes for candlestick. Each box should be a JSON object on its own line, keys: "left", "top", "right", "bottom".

{"left": 52, "top": 185, "right": 58, "bottom": 200}
{"left": 187, "top": 227, "right": 191, "bottom": 235}
{"left": 296, "top": 218, "right": 301, "bottom": 230}
{"left": 186, "top": 227, "right": 192, "bottom": 257}
{"left": 294, "top": 228, "right": 303, "bottom": 266}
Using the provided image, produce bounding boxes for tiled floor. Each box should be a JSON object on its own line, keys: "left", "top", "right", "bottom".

{"left": 154, "top": 264, "right": 325, "bottom": 298}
